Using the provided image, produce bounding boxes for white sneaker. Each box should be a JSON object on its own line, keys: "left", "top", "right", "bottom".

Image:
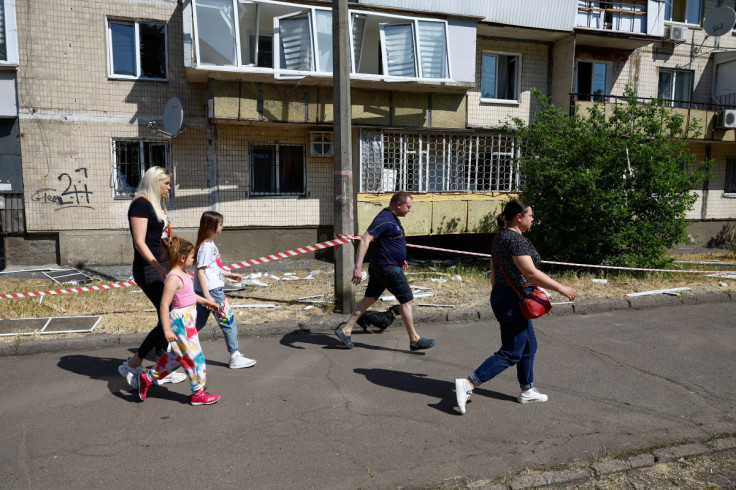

{"left": 158, "top": 371, "right": 187, "bottom": 384}
{"left": 118, "top": 359, "right": 144, "bottom": 388}
{"left": 455, "top": 378, "right": 472, "bottom": 415}
{"left": 229, "top": 352, "right": 257, "bottom": 369}
{"left": 519, "top": 387, "right": 548, "bottom": 404}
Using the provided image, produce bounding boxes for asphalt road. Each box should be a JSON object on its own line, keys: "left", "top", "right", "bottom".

{"left": 1, "top": 302, "right": 735, "bottom": 489}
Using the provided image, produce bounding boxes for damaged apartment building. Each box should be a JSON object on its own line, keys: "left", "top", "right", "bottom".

{"left": 1, "top": 0, "right": 735, "bottom": 266}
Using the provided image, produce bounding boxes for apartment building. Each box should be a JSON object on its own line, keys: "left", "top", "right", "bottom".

{"left": 1, "top": 0, "right": 734, "bottom": 266}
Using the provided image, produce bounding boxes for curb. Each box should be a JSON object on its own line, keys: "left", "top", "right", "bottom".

{"left": 0, "top": 290, "right": 734, "bottom": 358}
{"left": 487, "top": 436, "right": 736, "bottom": 489}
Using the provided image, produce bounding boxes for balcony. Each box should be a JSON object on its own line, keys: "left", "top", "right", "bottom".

{"left": 575, "top": 0, "right": 664, "bottom": 49}
{"left": 570, "top": 93, "right": 736, "bottom": 142}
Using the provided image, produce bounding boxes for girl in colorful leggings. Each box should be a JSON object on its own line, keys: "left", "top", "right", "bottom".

{"left": 138, "top": 236, "right": 220, "bottom": 406}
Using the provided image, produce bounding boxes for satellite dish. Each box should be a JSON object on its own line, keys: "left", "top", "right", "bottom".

{"left": 162, "top": 97, "right": 184, "bottom": 136}
{"left": 703, "top": 6, "right": 736, "bottom": 37}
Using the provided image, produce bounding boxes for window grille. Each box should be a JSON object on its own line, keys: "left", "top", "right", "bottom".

{"left": 359, "top": 130, "right": 521, "bottom": 193}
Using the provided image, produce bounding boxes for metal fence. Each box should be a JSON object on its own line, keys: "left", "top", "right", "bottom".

{"left": 359, "top": 130, "right": 521, "bottom": 193}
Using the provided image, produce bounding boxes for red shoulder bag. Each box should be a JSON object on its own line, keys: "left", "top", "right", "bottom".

{"left": 493, "top": 235, "right": 552, "bottom": 320}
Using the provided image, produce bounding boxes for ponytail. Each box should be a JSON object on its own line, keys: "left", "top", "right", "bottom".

{"left": 498, "top": 199, "right": 531, "bottom": 229}
{"left": 160, "top": 236, "right": 195, "bottom": 270}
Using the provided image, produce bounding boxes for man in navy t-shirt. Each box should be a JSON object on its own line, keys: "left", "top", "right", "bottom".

{"left": 334, "top": 192, "right": 436, "bottom": 352}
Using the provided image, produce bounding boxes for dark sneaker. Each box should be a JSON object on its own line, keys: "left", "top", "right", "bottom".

{"left": 410, "top": 337, "right": 436, "bottom": 351}
{"left": 334, "top": 325, "right": 354, "bottom": 349}
{"left": 138, "top": 372, "right": 154, "bottom": 401}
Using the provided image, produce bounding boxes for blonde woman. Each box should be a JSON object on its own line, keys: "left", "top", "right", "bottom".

{"left": 118, "top": 166, "right": 186, "bottom": 388}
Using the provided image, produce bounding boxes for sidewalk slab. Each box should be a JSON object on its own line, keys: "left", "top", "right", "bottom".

{"left": 652, "top": 443, "right": 710, "bottom": 463}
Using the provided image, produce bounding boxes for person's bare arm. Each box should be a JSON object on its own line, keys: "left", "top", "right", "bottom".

{"left": 352, "top": 232, "right": 375, "bottom": 285}
{"left": 513, "top": 255, "right": 576, "bottom": 300}
{"left": 159, "top": 278, "right": 179, "bottom": 342}
{"left": 130, "top": 216, "right": 167, "bottom": 279}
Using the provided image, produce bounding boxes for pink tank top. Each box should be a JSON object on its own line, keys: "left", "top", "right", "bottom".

{"left": 167, "top": 272, "right": 196, "bottom": 309}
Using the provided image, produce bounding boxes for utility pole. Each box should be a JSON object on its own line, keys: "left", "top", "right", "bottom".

{"left": 332, "top": 0, "right": 355, "bottom": 313}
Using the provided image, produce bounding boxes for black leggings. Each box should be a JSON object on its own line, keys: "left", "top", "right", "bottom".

{"left": 132, "top": 263, "right": 169, "bottom": 359}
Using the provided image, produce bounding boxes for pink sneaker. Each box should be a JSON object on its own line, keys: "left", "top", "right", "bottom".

{"left": 138, "top": 372, "right": 154, "bottom": 401}
{"left": 191, "top": 389, "right": 220, "bottom": 406}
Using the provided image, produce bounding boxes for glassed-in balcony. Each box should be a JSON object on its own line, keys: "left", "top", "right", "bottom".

{"left": 576, "top": 0, "right": 664, "bottom": 48}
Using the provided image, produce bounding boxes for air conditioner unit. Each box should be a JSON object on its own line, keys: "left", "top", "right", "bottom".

{"left": 665, "top": 25, "right": 689, "bottom": 43}
{"left": 715, "top": 110, "right": 736, "bottom": 129}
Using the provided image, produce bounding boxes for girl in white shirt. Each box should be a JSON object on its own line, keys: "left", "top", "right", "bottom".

{"left": 194, "top": 211, "right": 257, "bottom": 369}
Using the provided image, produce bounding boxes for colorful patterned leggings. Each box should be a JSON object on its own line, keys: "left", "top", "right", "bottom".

{"left": 150, "top": 304, "right": 207, "bottom": 393}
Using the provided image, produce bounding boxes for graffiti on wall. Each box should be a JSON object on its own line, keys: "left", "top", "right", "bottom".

{"left": 32, "top": 168, "right": 94, "bottom": 210}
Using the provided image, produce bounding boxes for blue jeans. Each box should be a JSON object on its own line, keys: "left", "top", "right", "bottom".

{"left": 469, "top": 285, "right": 537, "bottom": 390}
{"left": 195, "top": 287, "right": 239, "bottom": 354}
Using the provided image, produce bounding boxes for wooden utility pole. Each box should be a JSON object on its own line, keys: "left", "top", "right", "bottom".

{"left": 332, "top": 0, "right": 355, "bottom": 313}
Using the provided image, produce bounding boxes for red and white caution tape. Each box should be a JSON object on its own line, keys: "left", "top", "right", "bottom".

{"left": 0, "top": 235, "right": 354, "bottom": 300}
{"left": 336, "top": 234, "right": 730, "bottom": 274}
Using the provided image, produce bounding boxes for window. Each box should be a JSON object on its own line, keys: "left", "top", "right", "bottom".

{"left": 112, "top": 140, "right": 170, "bottom": 198}
{"left": 481, "top": 52, "right": 520, "bottom": 102}
{"left": 359, "top": 130, "right": 520, "bottom": 193}
{"left": 726, "top": 157, "right": 736, "bottom": 195}
{"left": 658, "top": 68, "right": 693, "bottom": 108}
{"left": 310, "top": 132, "right": 333, "bottom": 157}
{"left": 665, "top": 0, "right": 701, "bottom": 24}
{"left": 107, "top": 19, "right": 167, "bottom": 80}
{"left": 379, "top": 20, "right": 449, "bottom": 79}
{"left": 576, "top": 61, "right": 607, "bottom": 101}
{"left": 0, "top": 0, "right": 19, "bottom": 65}
{"left": 250, "top": 144, "right": 306, "bottom": 196}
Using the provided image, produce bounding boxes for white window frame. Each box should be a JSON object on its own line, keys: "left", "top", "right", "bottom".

{"left": 310, "top": 131, "right": 333, "bottom": 157}
{"left": 575, "top": 60, "right": 609, "bottom": 102}
{"left": 657, "top": 67, "right": 693, "bottom": 108}
{"left": 106, "top": 18, "right": 168, "bottom": 81}
{"left": 190, "top": 0, "right": 453, "bottom": 83}
{"left": 480, "top": 51, "right": 521, "bottom": 105}
{"left": 0, "top": 0, "right": 19, "bottom": 66}
{"left": 111, "top": 139, "right": 171, "bottom": 199}
{"left": 664, "top": 0, "right": 702, "bottom": 26}
{"left": 725, "top": 157, "right": 736, "bottom": 197}
{"left": 378, "top": 19, "right": 451, "bottom": 81}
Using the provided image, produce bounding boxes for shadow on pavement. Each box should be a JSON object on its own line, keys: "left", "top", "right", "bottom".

{"left": 354, "top": 368, "right": 517, "bottom": 415}
{"left": 57, "top": 354, "right": 190, "bottom": 404}
{"left": 278, "top": 329, "right": 424, "bottom": 354}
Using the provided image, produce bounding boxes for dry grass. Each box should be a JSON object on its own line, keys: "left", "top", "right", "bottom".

{"left": 1, "top": 251, "right": 734, "bottom": 343}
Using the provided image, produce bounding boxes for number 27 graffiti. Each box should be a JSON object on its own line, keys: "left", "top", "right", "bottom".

{"left": 32, "top": 168, "right": 94, "bottom": 210}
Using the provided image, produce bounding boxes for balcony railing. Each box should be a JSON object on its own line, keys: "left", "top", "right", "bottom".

{"left": 570, "top": 93, "right": 736, "bottom": 141}
{"left": 577, "top": 0, "right": 648, "bottom": 33}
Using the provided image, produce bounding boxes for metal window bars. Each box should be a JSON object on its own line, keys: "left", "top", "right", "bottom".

{"left": 359, "top": 130, "right": 521, "bottom": 193}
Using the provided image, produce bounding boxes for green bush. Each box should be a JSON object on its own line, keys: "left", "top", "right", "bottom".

{"left": 505, "top": 88, "right": 711, "bottom": 268}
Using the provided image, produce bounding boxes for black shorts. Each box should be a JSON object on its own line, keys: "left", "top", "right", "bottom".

{"left": 364, "top": 263, "right": 414, "bottom": 304}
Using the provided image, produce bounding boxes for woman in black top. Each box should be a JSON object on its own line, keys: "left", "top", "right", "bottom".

{"left": 117, "top": 166, "right": 186, "bottom": 388}
{"left": 454, "top": 199, "right": 576, "bottom": 414}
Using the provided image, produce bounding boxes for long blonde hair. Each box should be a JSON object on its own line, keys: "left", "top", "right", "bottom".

{"left": 135, "top": 166, "right": 169, "bottom": 222}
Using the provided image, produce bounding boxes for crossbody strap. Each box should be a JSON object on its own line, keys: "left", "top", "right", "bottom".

{"left": 493, "top": 234, "right": 522, "bottom": 298}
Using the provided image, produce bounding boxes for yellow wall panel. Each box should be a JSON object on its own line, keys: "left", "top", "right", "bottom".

{"left": 261, "top": 84, "right": 308, "bottom": 122}
{"left": 432, "top": 200, "right": 467, "bottom": 234}
{"left": 431, "top": 94, "right": 467, "bottom": 129}
{"left": 402, "top": 200, "right": 432, "bottom": 235}
{"left": 240, "top": 82, "right": 260, "bottom": 120}
{"left": 352, "top": 89, "right": 391, "bottom": 126}
{"left": 393, "top": 92, "right": 429, "bottom": 127}
{"left": 468, "top": 199, "right": 502, "bottom": 233}
{"left": 212, "top": 80, "right": 239, "bottom": 119}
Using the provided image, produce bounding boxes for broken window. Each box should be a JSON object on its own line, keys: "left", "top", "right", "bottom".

{"left": 250, "top": 144, "right": 306, "bottom": 196}
{"left": 481, "top": 52, "right": 520, "bottom": 102}
{"left": 112, "top": 140, "right": 170, "bottom": 198}
{"left": 107, "top": 20, "right": 167, "bottom": 80}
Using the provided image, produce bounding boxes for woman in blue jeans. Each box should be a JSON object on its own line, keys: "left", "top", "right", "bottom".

{"left": 455, "top": 199, "right": 577, "bottom": 415}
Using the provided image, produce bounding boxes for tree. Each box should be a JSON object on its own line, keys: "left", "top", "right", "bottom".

{"left": 505, "top": 88, "right": 711, "bottom": 268}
